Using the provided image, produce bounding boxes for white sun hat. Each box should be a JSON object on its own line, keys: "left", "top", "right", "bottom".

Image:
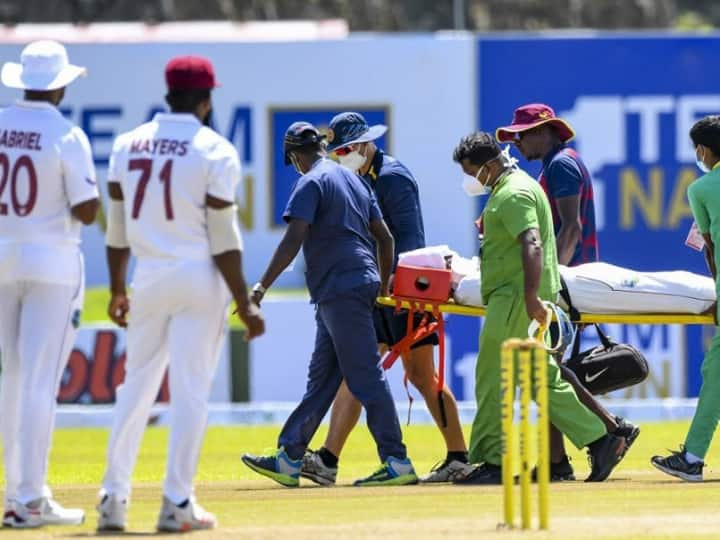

{"left": 1, "top": 40, "right": 86, "bottom": 91}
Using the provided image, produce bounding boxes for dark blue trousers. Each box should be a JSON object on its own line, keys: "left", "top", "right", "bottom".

{"left": 278, "top": 282, "right": 407, "bottom": 462}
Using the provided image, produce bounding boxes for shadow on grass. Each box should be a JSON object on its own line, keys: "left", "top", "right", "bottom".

{"left": 62, "top": 533, "right": 156, "bottom": 537}
{"left": 644, "top": 478, "right": 720, "bottom": 484}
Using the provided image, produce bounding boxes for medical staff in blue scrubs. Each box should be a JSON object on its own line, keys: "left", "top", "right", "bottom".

{"left": 241, "top": 121, "right": 417, "bottom": 487}
{"left": 301, "top": 112, "right": 469, "bottom": 487}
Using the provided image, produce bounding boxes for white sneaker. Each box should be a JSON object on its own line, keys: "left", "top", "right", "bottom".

{"left": 96, "top": 493, "right": 127, "bottom": 531}
{"left": 156, "top": 496, "right": 216, "bottom": 533}
{"left": 3, "top": 501, "right": 15, "bottom": 527}
{"left": 4, "top": 497, "right": 84, "bottom": 528}
{"left": 421, "top": 459, "right": 474, "bottom": 483}
{"left": 300, "top": 450, "right": 338, "bottom": 486}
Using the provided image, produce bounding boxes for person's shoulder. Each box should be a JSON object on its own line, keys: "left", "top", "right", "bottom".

{"left": 195, "top": 127, "right": 239, "bottom": 160}
{"left": 690, "top": 171, "right": 716, "bottom": 195}
{"left": 499, "top": 170, "right": 542, "bottom": 200}
{"left": 506, "top": 168, "right": 537, "bottom": 188}
{"left": 548, "top": 147, "right": 584, "bottom": 171}
{"left": 315, "top": 158, "right": 349, "bottom": 180}
{"left": 56, "top": 122, "right": 94, "bottom": 154}
{"left": 295, "top": 160, "right": 333, "bottom": 187}
{"left": 32, "top": 107, "right": 81, "bottom": 140}
{"left": 379, "top": 154, "right": 415, "bottom": 182}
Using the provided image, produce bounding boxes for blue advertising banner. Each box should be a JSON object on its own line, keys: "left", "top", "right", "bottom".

{"left": 269, "top": 107, "right": 388, "bottom": 227}
{"left": 477, "top": 35, "right": 720, "bottom": 397}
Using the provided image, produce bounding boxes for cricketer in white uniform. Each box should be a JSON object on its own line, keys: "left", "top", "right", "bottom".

{"left": 0, "top": 41, "right": 99, "bottom": 528}
{"left": 97, "top": 55, "right": 264, "bottom": 533}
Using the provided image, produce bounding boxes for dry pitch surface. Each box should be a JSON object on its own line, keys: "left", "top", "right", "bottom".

{"left": 1, "top": 421, "right": 719, "bottom": 539}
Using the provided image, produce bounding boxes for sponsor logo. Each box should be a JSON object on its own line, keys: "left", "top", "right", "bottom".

{"left": 584, "top": 367, "right": 610, "bottom": 383}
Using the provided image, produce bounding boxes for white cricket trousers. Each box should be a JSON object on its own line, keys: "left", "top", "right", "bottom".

{"left": 101, "top": 260, "right": 229, "bottom": 504}
{"left": 0, "top": 279, "right": 83, "bottom": 504}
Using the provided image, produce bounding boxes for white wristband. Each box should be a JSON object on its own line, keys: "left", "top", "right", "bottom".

{"left": 106, "top": 198, "right": 129, "bottom": 248}
{"left": 207, "top": 205, "right": 243, "bottom": 255}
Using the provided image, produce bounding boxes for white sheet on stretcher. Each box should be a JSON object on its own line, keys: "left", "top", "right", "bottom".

{"left": 453, "top": 261, "right": 716, "bottom": 314}
{"left": 398, "top": 245, "right": 478, "bottom": 290}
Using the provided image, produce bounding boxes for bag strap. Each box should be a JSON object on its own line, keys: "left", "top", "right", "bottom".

{"left": 594, "top": 323, "right": 614, "bottom": 349}
{"left": 571, "top": 323, "right": 614, "bottom": 357}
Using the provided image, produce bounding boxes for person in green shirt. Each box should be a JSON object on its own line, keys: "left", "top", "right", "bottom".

{"left": 451, "top": 132, "right": 626, "bottom": 484}
{"left": 652, "top": 115, "right": 720, "bottom": 482}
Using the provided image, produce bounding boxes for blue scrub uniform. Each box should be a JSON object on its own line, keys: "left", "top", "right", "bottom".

{"left": 276, "top": 157, "right": 407, "bottom": 462}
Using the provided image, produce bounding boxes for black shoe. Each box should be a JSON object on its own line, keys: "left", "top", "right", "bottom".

{"left": 614, "top": 416, "right": 641, "bottom": 457}
{"left": 651, "top": 446, "right": 704, "bottom": 482}
{"left": 531, "top": 454, "right": 575, "bottom": 482}
{"left": 452, "top": 463, "right": 502, "bottom": 485}
{"left": 586, "top": 433, "right": 626, "bottom": 482}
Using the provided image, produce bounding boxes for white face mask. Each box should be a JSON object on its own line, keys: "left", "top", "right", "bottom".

{"left": 337, "top": 148, "right": 367, "bottom": 172}
{"left": 462, "top": 167, "right": 491, "bottom": 196}
{"left": 696, "top": 147, "right": 711, "bottom": 173}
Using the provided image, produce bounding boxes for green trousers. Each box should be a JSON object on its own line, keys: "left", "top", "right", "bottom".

{"left": 469, "top": 288, "right": 606, "bottom": 466}
{"left": 685, "top": 328, "right": 720, "bottom": 459}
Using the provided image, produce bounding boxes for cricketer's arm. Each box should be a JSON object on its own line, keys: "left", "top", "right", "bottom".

{"left": 106, "top": 181, "right": 131, "bottom": 328}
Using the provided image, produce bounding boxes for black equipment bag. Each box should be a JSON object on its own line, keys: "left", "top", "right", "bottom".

{"left": 564, "top": 324, "right": 649, "bottom": 395}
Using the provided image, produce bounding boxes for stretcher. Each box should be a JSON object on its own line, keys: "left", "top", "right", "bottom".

{"left": 394, "top": 247, "right": 718, "bottom": 326}
{"left": 377, "top": 296, "right": 716, "bottom": 325}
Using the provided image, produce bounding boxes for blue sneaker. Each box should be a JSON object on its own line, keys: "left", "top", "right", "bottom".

{"left": 651, "top": 446, "right": 704, "bottom": 482}
{"left": 241, "top": 447, "right": 301, "bottom": 487}
{"left": 353, "top": 456, "right": 418, "bottom": 486}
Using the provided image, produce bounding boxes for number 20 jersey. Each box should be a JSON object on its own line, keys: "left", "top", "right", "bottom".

{"left": 0, "top": 100, "right": 97, "bottom": 245}
{"left": 0, "top": 100, "right": 97, "bottom": 285}
{"left": 108, "top": 112, "right": 241, "bottom": 262}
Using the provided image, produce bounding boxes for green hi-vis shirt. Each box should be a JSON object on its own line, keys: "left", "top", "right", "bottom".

{"left": 480, "top": 168, "right": 561, "bottom": 302}
{"left": 687, "top": 163, "right": 720, "bottom": 297}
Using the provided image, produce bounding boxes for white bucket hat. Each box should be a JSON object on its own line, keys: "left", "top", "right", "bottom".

{"left": 1, "top": 40, "right": 86, "bottom": 91}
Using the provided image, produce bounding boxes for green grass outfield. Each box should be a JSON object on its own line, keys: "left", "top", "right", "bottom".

{"left": 2, "top": 421, "right": 720, "bottom": 538}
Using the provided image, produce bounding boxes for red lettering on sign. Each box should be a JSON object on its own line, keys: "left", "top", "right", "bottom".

{"left": 88, "top": 330, "right": 116, "bottom": 403}
{"left": 58, "top": 349, "right": 89, "bottom": 403}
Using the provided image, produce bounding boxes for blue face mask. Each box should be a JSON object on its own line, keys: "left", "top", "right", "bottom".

{"left": 696, "top": 147, "right": 710, "bottom": 173}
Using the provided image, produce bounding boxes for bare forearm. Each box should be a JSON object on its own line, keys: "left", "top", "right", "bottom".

{"left": 521, "top": 238, "right": 543, "bottom": 301}
{"left": 259, "top": 235, "right": 303, "bottom": 290}
{"left": 376, "top": 236, "right": 394, "bottom": 291}
{"left": 213, "top": 250, "right": 250, "bottom": 310}
{"left": 556, "top": 223, "right": 581, "bottom": 266}
{"left": 107, "top": 247, "right": 130, "bottom": 295}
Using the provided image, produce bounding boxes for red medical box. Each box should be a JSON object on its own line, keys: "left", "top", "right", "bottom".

{"left": 392, "top": 264, "right": 452, "bottom": 302}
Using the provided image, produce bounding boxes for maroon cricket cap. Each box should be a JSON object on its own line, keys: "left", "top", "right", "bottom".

{"left": 165, "top": 55, "right": 219, "bottom": 91}
{"left": 495, "top": 103, "right": 575, "bottom": 143}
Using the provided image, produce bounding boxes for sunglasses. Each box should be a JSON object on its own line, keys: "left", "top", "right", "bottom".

{"left": 516, "top": 126, "right": 544, "bottom": 141}
{"left": 334, "top": 145, "right": 356, "bottom": 157}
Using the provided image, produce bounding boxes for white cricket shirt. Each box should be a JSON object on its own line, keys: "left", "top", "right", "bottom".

{"left": 108, "top": 113, "right": 241, "bottom": 279}
{"left": 0, "top": 100, "right": 98, "bottom": 285}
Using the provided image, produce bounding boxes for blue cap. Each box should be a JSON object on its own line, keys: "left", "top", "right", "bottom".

{"left": 284, "top": 121, "right": 325, "bottom": 165}
{"left": 325, "top": 112, "right": 387, "bottom": 152}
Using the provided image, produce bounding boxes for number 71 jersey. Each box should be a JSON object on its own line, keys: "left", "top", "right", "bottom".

{"left": 108, "top": 112, "right": 241, "bottom": 261}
